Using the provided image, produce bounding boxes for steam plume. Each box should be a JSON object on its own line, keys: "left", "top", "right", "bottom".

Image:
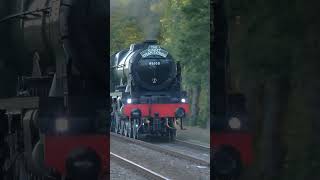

{"left": 110, "top": 0, "right": 167, "bottom": 40}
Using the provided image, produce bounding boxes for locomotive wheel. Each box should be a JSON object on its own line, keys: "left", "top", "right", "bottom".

{"left": 121, "top": 121, "right": 125, "bottom": 136}
{"left": 119, "top": 120, "right": 123, "bottom": 135}
{"left": 126, "top": 122, "right": 129, "bottom": 137}
{"left": 13, "top": 157, "right": 30, "bottom": 180}
{"left": 212, "top": 174, "right": 238, "bottom": 180}
{"left": 110, "top": 116, "right": 115, "bottom": 133}
{"left": 123, "top": 122, "right": 127, "bottom": 137}
{"left": 167, "top": 129, "right": 176, "bottom": 142}
{"left": 127, "top": 121, "right": 132, "bottom": 138}
{"left": 116, "top": 118, "right": 121, "bottom": 134}
{"left": 112, "top": 121, "right": 117, "bottom": 133}
{"left": 132, "top": 119, "right": 139, "bottom": 139}
{"left": 170, "top": 129, "right": 176, "bottom": 142}
{"left": 166, "top": 118, "right": 176, "bottom": 142}
{"left": 123, "top": 121, "right": 129, "bottom": 137}
{"left": 111, "top": 115, "right": 119, "bottom": 133}
{"left": 120, "top": 120, "right": 125, "bottom": 136}
{"left": 212, "top": 148, "right": 242, "bottom": 180}
{"left": 167, "top": 129, "right": 171, "bottom": 141}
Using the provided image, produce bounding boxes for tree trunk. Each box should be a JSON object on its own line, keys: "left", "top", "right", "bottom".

{"left": 186, "top": 88, "right": 193, "bottom": 125}
{"left": 190, "top": 85, "right": 201, "bottom": 125}
{"left": 259, "top": 78, "right": 288, "bottom": 180}
{"left": 238, "top": 79, "right": 265, "bottom": 180}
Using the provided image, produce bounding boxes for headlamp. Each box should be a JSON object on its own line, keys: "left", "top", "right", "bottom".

{"left": 55, "top": 118, "right": 68, "bottom": 132}
{"left": 228, "top": 117, "right": 241, "bottom": 130}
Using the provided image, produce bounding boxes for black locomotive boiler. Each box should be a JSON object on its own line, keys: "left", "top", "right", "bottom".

{"left": 0, "top": 0, "right": 108, "bottom": 179}
{"left": 110, "top": 40, "right": 190, "bottom": 140}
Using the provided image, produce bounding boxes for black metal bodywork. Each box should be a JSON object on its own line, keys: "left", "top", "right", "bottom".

{"left": 0, "top": 0, "right": 108, "bottom": 179}
{"left": 111, "top": 40, "right": 180, "bottom": 94}
{"left": 0, "top": 0, "right": 107, "bottom": 97}
{"left": 110, "top": 41, "right": 188, "bottom": 141}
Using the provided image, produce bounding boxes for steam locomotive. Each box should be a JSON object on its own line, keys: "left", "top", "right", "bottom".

{"left": 0, "top": 0, "right": 108, "bottom": 180}
{"left": 211, "top": 1, "right": 253, "bottom": 179}
{"left": 110, "top": 40, "right": 190, "bottom": 141}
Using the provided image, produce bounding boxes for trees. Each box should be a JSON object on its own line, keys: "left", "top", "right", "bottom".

{"left": 110, "top": 1, "right": 144, "bottom": 54}
{"left": 160, "top": 0, "right": 210, "bottom": 127}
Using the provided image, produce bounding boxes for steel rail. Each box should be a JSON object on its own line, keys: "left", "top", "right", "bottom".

{"left": 0, "top": 7, "right": 51, "bottom": 23}
{"left": 111, "top": 132, "right": 210, "bottom": 166}
{"left": 110, "top": 152, "right": 170, "bottom": 180}
{"left": 174, "top": 139, "right": 210, "bottom": 152}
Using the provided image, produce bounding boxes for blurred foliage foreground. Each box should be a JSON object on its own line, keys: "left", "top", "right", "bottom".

{"left": 226, "top": 0, "right": 320, "bottom": 179}
{"left": 110, "top": 0, "right": 210, "bottom": 128}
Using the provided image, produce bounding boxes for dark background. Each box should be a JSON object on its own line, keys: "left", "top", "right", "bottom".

{"left": 212, "top": 0, "right": 320, "bottom": 179}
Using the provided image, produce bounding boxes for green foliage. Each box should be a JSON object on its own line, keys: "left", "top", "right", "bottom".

{"left": 110, "top": 6, "right": 144, "bottom": 54}
{"left": 161, "top": 0, "right": 210, "bottom": 86}
{"left": 110, "top": 0, "right": 166, "bottom": 53}
{"left": 160, "top": 0, "right": 210, "bottom": 127}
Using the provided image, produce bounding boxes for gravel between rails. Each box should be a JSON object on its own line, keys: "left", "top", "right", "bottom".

{"left": 151, "top": 141, "right": 210, "bottom": 163}
{"left": 175, "top": 139, "right": 210, "bottom": 151}
{"left": 111, "top": 152, "right": 169, "bottom": 180}
{"left": 110, "top": 136, "right": 210, "bottom": 180}
{"left": 110, "top": 160, "right": 149, "bottom": 180}
{"left": 111, "top": 133, "right": 209, "bottom": 166}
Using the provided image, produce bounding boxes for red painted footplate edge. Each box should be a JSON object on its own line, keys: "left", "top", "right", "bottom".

{"left": 124, "top": 103, "right": 190, "bottom": 117}
{"left": 44, "top": 135, "right": 109, "bottom": 176}
{"left": 211, "top": 132, "right": 253, "bottom": 166}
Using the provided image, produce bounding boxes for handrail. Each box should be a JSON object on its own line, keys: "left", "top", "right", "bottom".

{"left": 0, "top": 7, "right": 51, "bottom": 23}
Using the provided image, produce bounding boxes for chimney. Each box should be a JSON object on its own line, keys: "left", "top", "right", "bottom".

{"left": 143, "top": 40, "right": 158, "bottom": 45}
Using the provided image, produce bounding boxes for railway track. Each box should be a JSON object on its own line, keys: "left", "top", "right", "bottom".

{"left": 110, "top": 132, "right": 210, "bottom": 167}
{"left": 174, "top": 139, "right": 210, "bottom": 152}
{"left": 110, "top": 152, "right": 170, "bottom": 180}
